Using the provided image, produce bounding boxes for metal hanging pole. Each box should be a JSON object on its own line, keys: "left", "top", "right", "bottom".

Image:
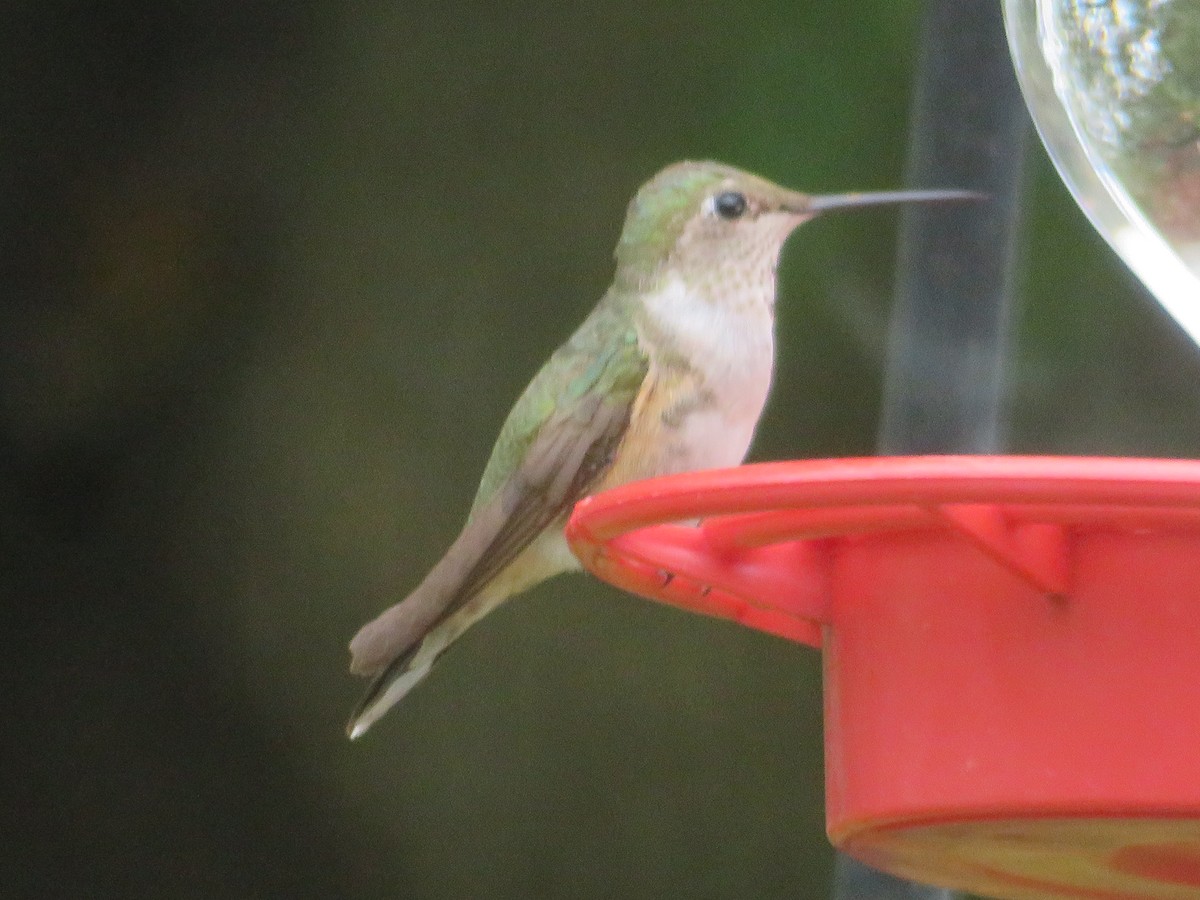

{"left": 834, "top": 0, "right": 1031, "bottom": 896}
{"left": 878, "top": 0, "right": 1029, "bottom": 456}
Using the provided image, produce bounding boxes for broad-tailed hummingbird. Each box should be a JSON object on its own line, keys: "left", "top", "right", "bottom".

{"left": 346, "top": 160, "right": 975, "bottom": 738}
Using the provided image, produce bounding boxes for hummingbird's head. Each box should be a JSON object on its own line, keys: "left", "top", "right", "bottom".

{"left": 612, "top": 161, "right": 823, "bottom": 294}
{"left": 612, "top": 160, "right": 980, "bottom": 296}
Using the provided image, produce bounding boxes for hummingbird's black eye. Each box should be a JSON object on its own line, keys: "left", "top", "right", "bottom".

{"left": 713, "top": 191, "right": 748, "bottom": 220}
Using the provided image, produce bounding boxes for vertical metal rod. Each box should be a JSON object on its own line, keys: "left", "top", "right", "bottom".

{"left": 832, "top": 853, "right": 961, "bottom": 900}
{"left": 878, "top": 0, "right": 1029, "bottom": 455}
{"left": 834, "top": 0, "right": 1031, "bottom": 896}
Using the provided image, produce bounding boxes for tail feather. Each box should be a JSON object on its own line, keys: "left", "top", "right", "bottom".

{"left": 346, "top": 644, "right": 437, "bottom": 739}
{"left": 346, "top": 584, "right": 505, "bottom": 738}
{"left": 348, "top": 548, "right": 476, "bottom": 678}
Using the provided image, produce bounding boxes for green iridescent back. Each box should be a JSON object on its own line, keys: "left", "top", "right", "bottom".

{"left": 469, "top": 292, "right": 648, "bottom": 517}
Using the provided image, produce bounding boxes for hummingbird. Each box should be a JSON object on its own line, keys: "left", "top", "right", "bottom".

{"left": 346, "top": 160, "right": 976, "bottom": 738}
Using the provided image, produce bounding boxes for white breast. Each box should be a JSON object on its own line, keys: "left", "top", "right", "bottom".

{"left": 640, "top": 274, "right": 775, "bottom": 473}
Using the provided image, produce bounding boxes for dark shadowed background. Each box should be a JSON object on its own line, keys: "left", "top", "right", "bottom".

{"left": 5, "top": 2, "right": 1200, "bottom": 898}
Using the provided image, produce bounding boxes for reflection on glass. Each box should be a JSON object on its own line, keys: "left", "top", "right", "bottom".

{"left": 1006, "top": 0, "right": 1200, "bottom": 345}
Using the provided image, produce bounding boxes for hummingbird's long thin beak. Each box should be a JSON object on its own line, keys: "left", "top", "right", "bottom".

{"left": 796, "top": 188, "right": 986, "bottom": 215}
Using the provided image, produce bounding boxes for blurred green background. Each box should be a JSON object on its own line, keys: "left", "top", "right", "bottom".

{"left": 4, "top": 2, "right": 1200, "bottom": 898}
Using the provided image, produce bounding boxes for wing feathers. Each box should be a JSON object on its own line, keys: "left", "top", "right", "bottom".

{"left": 347, "top": 491, "right": 512, "bottom": 677}
{"left": 347, "top": 392, "right": 630, "bottom": 679}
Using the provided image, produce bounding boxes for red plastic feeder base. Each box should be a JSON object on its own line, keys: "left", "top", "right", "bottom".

{"left": 566, "top": 456, "right": 1200, "bottom": 900}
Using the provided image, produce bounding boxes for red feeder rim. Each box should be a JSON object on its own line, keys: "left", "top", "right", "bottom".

{"left": 566, "top": 455, "right": 1200, "bottom": 646}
